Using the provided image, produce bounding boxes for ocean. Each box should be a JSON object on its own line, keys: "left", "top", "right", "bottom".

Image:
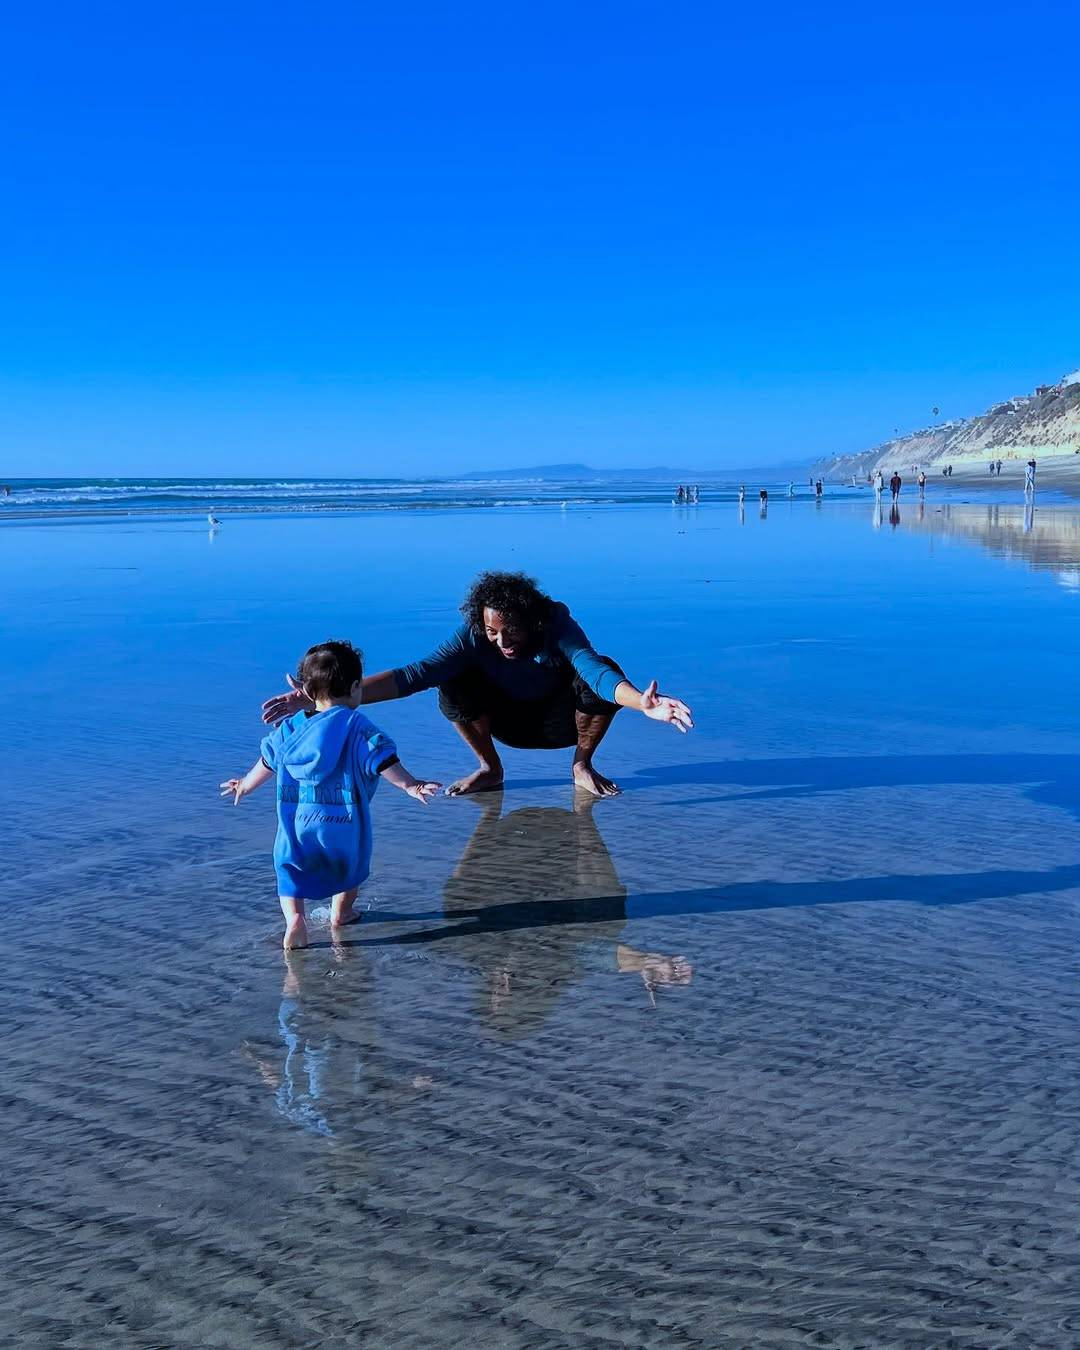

{"left": 0, "top": 475, "right": 737, "bottom": 519}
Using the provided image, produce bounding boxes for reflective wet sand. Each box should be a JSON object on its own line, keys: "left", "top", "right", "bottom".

{"left": 5, "top": 502, "right": 1080, "bottom": 1345}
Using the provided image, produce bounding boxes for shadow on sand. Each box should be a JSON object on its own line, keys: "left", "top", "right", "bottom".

{"left": 359, "top": 861, "right": 1080, "bottom": 948}
{"left": 510, "top": 752, "right": 1080, "bottom": 820}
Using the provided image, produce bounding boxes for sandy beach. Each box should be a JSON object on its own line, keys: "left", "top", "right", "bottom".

{"left": 6, "top": 498, "right": 1080, "bottom": 1346}
{"left": 831, "top": 450, "right": 1080, "bottom": 499}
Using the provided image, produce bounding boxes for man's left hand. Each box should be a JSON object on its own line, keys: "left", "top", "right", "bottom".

{"left": 640, "top": 679, "right": 694, "bottom": 732}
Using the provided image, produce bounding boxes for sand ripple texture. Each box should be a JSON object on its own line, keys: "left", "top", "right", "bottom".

{"left": 7, "top": 506, "right": 1080, "bottom": 1346}
{"left": 7, "top": 785, "right": 1080, "bottom": 1349}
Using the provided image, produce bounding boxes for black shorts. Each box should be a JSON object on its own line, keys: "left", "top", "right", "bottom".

{"left": 437, "top": 662, "right": 623, "bottom": 750}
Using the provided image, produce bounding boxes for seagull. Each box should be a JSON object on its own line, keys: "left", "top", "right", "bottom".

{"left": 208, "top": 511, "right": 221, "bottom": 528}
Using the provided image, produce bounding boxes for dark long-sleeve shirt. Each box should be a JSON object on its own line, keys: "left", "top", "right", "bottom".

{"left": 393, "top": 603, "right": 625, "bottom": 704}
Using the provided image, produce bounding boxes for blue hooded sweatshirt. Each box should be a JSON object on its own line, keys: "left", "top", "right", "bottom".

{"left": 260, "top": 707, "right": 398, "bottom": 900}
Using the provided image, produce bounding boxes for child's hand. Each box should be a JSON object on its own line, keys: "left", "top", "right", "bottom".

{"left": 220, "top": 778, "right": 248, "bottom": 805}
{"left": 405, "top": 781, "right": 442, "bottom": 805}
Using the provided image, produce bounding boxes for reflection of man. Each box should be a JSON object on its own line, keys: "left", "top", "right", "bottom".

{"left": 437, "top": 793, "right": 692, "bottom": 1036}
{"left": 263, "top": 570, "right": 693, "bottom": 798}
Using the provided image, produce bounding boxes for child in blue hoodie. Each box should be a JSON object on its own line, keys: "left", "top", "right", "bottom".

{"left": 222, "top": 640, "right": 441, "bottom": 949}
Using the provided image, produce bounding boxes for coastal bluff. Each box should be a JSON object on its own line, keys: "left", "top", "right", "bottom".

{"left": 814, "top": 370, "right": 1080, "bottom": 479}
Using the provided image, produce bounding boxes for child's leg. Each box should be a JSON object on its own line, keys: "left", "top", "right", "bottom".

{"left": 330, "top": 888, "right": 360, "bottom": 927}
{"left": 279, "top": 896, "right": 308, "bottom": 950}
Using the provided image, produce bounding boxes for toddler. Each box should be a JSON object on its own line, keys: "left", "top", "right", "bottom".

{"left": 222, "top": 640, "right": 440, "bottom": 948}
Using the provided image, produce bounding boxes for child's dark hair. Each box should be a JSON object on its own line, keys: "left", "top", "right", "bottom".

{"left": 296, "top": 640, "right": 364, "bottom": 700}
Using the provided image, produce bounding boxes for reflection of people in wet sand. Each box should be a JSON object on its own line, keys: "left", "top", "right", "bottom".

{"left": 438, "top": 793, "right": 693, "bottom": 1033}
{"left": 242, "top": 794, "right": 693, "bottom": 1131}
{"left": 262, "top": 571, "right": 693, "bottom": 799}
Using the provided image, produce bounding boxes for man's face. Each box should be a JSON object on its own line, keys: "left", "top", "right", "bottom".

{"left": 482, "top": 607, "right": 528, "bottom": 660}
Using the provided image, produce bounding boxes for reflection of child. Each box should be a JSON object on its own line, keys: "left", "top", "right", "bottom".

{"left": 221, "top": 640, "right": 440, "bottom": 949}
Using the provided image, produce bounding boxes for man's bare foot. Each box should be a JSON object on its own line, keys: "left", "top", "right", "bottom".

{"left": 446, "top": 765, "right": 505, "bottom": 796}
{"left": 572, "top": 762, "right": 621, "bottom": 797}
{"left": 331, "top": 909, "right": 362, "bottom": 928}
{"left": 283, "top": 918, "right": 308, "bottom": 951}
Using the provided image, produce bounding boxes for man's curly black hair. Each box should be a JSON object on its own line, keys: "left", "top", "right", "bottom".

{"left": 460, "top": 570, "right": 554, "bottom": 639}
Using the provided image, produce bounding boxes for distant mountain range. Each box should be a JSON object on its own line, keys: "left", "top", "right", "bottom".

{"left": 813, "top": 369, "right": 1080, "bottom": 478}
{"left": 454, "top": 460, "right": 808, "bottom": 482}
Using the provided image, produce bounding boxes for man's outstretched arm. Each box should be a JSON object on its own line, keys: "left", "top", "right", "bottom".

{"left": 552, "top": 609, "right": 694, "bottom": 733}
{"left": 359, "top": 670, "right": 402, "bottom": 703}
{"left": 259, "top": 668, "right": 404, "bottom": 724}
{"left": 260, "top": 630, "right": 471, "bottom": 725}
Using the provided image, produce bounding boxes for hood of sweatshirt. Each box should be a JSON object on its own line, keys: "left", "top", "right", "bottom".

{"left": 279, "top": 706, "right": 357, "bottom": 783}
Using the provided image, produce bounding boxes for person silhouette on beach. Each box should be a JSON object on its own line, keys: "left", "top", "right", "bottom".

{"left": 262, "top": 571, "right": 693, "bottom": 799}
{"left": 890, "top": 472, "right": 902, "bottom": 503}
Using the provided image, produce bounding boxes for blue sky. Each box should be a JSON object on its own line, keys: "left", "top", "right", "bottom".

{"left": 2, "top": 1, "right": 1078, "bottom": 475}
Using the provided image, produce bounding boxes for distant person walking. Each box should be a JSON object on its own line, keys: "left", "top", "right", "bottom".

{"left": 890, "top": 472, "right": 902, "bottom": 503}
{"left": 738, "top": 484, "right": 746, "bottom": 505}
{"left": 873, "top": 470, "right": 885, "bottom": 499}
{"left": 815, "top": 480, "right": 823, "bottom": 499}
{"left": 917, "top": 470, "right": 926, "bottom": 497}
{"left": 1025, "top": 457, "right": 1037, "bottom": 494}
{"left": 788, "top": 482, "right": 796, "bottom": 498}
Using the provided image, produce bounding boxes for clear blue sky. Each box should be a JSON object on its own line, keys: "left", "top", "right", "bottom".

{"left": 2, "top": 1, "right": 1078, "bottom": 475}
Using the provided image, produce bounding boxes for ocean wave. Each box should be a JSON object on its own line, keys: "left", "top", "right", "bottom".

{"left": 0, "top": 476, "right": 698, "bottom": 521}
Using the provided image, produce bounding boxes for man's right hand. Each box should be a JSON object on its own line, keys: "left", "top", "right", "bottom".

{"left": 261, "top": 673, "right": 314, "bottom": 725}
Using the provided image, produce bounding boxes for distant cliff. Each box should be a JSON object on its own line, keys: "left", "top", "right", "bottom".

{"left": 814, "top": 370, "right": 1080, "bottom": 479}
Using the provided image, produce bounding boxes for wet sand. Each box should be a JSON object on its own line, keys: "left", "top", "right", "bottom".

{"left": 5, "top": 502, "right": 1080, "bottom": 1345}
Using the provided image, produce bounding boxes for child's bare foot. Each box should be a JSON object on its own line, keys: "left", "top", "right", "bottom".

{"left": 446, "top": 765, "right": 504, "bottom": 796}
{"left": 330, "top": 889, "right": 360, "bottom": 927}
{"left": 283, "top": 918, "right": 308, "bottom": 950}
